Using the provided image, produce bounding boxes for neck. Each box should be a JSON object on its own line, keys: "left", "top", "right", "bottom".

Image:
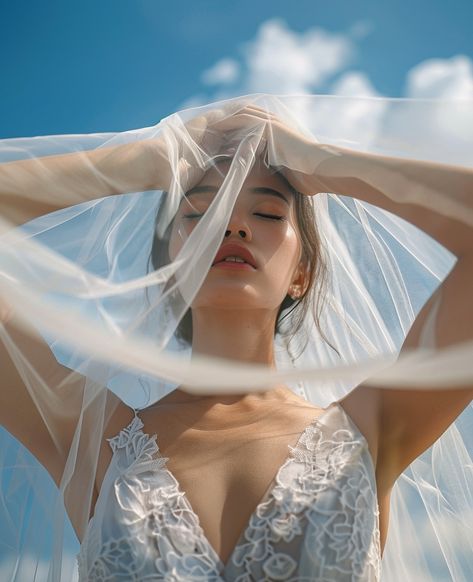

{"left": 190, "top": 307, "right": 278, "bottom": 366}
{"left": 170, "top": 306, "right": 291, "bottom": 409}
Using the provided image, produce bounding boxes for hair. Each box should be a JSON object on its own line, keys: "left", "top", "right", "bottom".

{"left": 148, "top": 164, "right": 334, "bottom": 361}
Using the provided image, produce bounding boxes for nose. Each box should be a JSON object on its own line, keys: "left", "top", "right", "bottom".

{"left": 225, "top": 228, "right": 248, "bottom": 239}
{"left": 225, "top": 210, "right": 251, "bottom": 240}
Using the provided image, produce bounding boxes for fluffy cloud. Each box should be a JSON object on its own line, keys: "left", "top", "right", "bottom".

{"left": 197, "top": 19, "right": 356, "bottom": 97}
{"left": 189, "top": 21, "right": 473, "bottom": 160}
{"left": 201, "top": 58, "right": 240, "bottom": 86}
{"left": 331, "top": 71, "right": 378, "bottom": 97}
{"left": 406, "top": 54, "right": 473, "bottom": 99}
{"left": 198, "top": 19, "right": 473, "bottom": 103}
{"left": 305, "top": 71, "right": 386, "bottom": 147}
{"left": 240, "top": 19, "right": 354, "bottom": 94}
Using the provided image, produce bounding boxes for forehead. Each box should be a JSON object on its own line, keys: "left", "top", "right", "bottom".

{"left": 193, "top": 158, "right": 295, "bottom": 198}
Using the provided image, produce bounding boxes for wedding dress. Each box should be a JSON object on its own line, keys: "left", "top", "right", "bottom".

{"left": 77, "top": 402, "right": 380, "bottom": 581}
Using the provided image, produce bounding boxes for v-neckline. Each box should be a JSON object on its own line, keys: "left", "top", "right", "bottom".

{"left": 152, "top": 401, "right": 339, "bottom": 571}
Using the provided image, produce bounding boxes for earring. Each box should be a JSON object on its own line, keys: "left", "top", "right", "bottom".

{"left": 289, "top": 286, "right": 302, "bottom": 300}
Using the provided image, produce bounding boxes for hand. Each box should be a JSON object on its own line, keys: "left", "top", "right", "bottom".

{"left": 140, "top": 103, "right": 252, "bottom": 192}
{"left": 204, "top": 103, "right": 332, "bottom": 195}
{"left": 141, "top": 101, "right": 332, "bottom": 195}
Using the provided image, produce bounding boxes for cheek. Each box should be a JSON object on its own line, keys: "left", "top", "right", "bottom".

{"left": 271, "top": 226, "right": 302, "bottom": 271}
{"left": 168, "top": 219, "right": 187, "bottom": 262}
{"left": 168, "top": 228, "right": 179, "bottom": 262}
{"left": 168, "top": 212, "right": 202, "bottom": 261}
{"left": 168, "top": 215, "right": 302, "bottom": 284}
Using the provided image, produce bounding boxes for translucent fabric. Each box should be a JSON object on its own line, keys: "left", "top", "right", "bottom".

{"left": 0, "top": 94, "right": 472, "bottom": 581}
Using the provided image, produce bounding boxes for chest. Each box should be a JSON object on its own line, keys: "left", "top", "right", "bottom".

{"left": 94, "top": 408, "right": 325, "bottom": 564}
{"left": 80, "top": 406, "right": 382, "bottom": 582}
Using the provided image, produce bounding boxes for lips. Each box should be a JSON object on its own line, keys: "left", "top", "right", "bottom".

{"left": 212, "top": 243, "right": 257, "bottom": 268}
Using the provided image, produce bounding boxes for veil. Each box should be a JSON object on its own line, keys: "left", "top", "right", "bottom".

{"left": 0, "top": 93, "right": 472, "bottom": 581}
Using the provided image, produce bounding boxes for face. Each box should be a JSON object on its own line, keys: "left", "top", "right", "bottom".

{"left": 168, "top": 158, "right": 305, "bottom": 314}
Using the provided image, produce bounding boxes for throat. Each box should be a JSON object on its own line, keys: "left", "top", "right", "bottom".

{"left": 189, "top": 310, "right": 279, "bottom": 366}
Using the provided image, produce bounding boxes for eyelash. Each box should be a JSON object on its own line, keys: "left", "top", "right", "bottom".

{"left": 183, "top": 213, "right": 285, "bottom": 221}
{"left": 255, "top": 213, "right": 285, "bottom": 221}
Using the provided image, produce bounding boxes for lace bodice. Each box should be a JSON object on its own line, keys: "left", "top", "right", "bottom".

{"left": 77, "top": 401, "right": 381, "bottom": 581}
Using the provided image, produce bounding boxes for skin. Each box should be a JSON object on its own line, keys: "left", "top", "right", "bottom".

{"left": 165, "top": 157, "right": 309, "bottom": 414}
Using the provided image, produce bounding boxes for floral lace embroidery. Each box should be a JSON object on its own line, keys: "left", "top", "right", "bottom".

{"left": 225, "top": 423, "right": 380, "bottom": 581}
{"left": 107, "top": 413, "right": 168, "bottom": 474}
{"left": 77, "top": 405, "right": 381, "bottom": 581}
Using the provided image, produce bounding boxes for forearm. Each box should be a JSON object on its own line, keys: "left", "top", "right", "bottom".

{"left": 0, "top": 140, "right": 170, "bottom": 230}
{"left": 312, "top": 146, "right": 473, "bottom": 257}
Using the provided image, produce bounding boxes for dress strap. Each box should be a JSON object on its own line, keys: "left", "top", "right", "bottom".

{"left": 130, "top": 399, "right": 161, "bottom": 417}
{"left": 117, "top": 400, "right": 144, "bottom": 428}
{"left": 127, "top": 401, "right": 160, "bottom": 422}
{"left": 131, "top": 406, "right": 141, "bottom": 419}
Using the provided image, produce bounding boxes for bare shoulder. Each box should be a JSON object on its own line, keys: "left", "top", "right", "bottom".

{"left": 338, "top": 385, "right": 381, "bottom": 467}
{"left": 282, "top": 385, "right": 381, "bottom": 474}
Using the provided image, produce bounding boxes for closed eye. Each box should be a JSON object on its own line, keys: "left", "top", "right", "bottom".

{"left": 184, "top": 212, "right": 285, "bottom": 221}
{"left": 183, "top": 213, "right": 203, "bottom": 219}
{"left": 254, "top": 213, "right": 285, "bottom": 221}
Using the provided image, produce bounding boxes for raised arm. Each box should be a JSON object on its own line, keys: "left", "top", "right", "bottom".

{"left": 0, "top": 135, "right": 173, "bottom": 483}
{"left": 0, "top": 109, "right": 229, "bottom": 233}
{"left": 0, "top": 140, "right": 171, "bottom": 232}
{"left": 0, "top": 138, "right": 172, "bottom": 502}
{"left": 0, "top": 303, "right": 128, "bottom": 539}
{"left": 0, "top": 107, "right": 227, "bottom": 484}
{"left": 0, "top": 309, "right": 85, "bottom": 485}
{"left": 305, "top": 144, "right": 473, "bottom": 491}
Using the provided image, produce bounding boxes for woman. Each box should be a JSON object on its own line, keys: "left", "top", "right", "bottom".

{"left": 0, "top": 97, "right": 472, "bottom": 580}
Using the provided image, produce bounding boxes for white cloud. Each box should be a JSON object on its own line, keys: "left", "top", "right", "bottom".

{"left": 194, "top": 21, "right": 389, "bottom": 150}
{"left": 406, "top": 54, "right": 473, "bottom": 99}
{"left": 201, "top": 58, "right": 240, "bottom": 86}
{"left": 242, "top": 19, "right": 354, "bottom": 94}
{"left": 330, "top": 71, "right": 379, "bottom": 98}
{"left": 199, "top": 19, "right": 355, "bottom": 97}
{"left": 307, "top": 72, "right": 387, "bottom": 147}
{"left": 196, "top": 20, "right": 473, "bottom": 108}
{"left": 377, "top": 55, "right": 473, "bottom": 162}
{"left": 187, "top": 21, "right": 473, "bottom": 163}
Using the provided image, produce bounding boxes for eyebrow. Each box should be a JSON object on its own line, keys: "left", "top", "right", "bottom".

{"left": 185, "top": 185, "right": 291, "bottom": 205}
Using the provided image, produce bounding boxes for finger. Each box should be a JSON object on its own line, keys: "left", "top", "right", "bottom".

{"left": 217, "top": 106, "right": 281, "bottom": 126}
{"left": 281, "top": 168, "right": 326, "bottom": 196}
{"left": 211, "top": 113, "right": 269, "bottom": 134}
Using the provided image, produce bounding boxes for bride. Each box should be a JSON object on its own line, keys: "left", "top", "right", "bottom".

{"left": 0, "top": 98, "right": 472, "bottom": 580}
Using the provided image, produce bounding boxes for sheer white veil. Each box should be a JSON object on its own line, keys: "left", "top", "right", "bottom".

{"left": 0, "top": 94, "right": 472, "bottom": 580}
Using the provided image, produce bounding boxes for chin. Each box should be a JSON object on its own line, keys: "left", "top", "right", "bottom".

{"left": 193, "top": 288, "right": 265, "bottom": 309}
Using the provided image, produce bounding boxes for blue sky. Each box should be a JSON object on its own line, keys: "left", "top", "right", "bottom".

{"left": 1, "top": 0, "right": 472, "bottom": 138}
